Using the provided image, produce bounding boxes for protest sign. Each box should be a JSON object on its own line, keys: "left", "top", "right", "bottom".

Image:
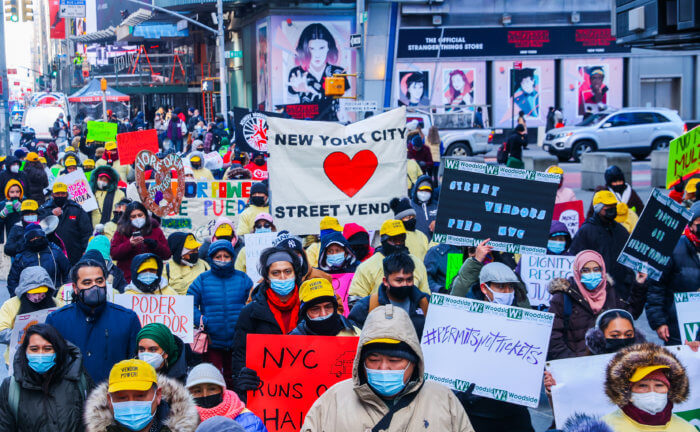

{"left": 617, "top": 189, "right": 692, "bottom": 281}
{"left": 86, "top": 121, "right": 117, "bottom": 142}
{"left": 203, "top": 151, "right": 223, "bottom": 171}
{"left": 117, "top": 129, "right": 159, "bottom": 165}
{"left": 433, "top": 160, "right": 559, "bottom": 255}
{"left": 330, "top": 273, "right": 354, "bottom": 316}
{"left": 421, "top": 294, "right": 554, "bottom": 408}
{"left": 9, "top": 308, "right": 56, "bottom": 376}
{"left": 135, "top": 151, "right": 185, "bottom": 217}
{"left": 520, "top": 254, "right": 575, "bottom": 307}
{"left": 666, "top": 126, "right": 700, "bottom": 189}
{"left": 246, "top": 334, "right": 359, "bottom": 432}
{"left": 553, "top": 200, "right": 585, "bottom": 237}
{"left": 548, "top": 346, "right": 700, "bottom": 428}
{"left": 267, "top": 108, "right": 407, "bottom": 234}
{"left": 232, "top": 107, "right": 284, "bottom": 153}
{"left": 244, "top": 232, "right": 279, "bottom": 283}
{"left": 56, "top": 168, "right": 98, "bottom": 212}
{"left": 114, "top": 294, "right": 194, "bottom": 343}
{"left": 149, "top": 180, "right": 255, "bottom": 239}
{"left": 445, "top": 253, "right": 463, "bottom": 292}
{"left": 675, "top": 292, "right": 700, "bottom": 344}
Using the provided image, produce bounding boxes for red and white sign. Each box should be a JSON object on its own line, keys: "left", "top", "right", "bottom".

{"left": 267, "top": 108, "right": 407, "bottom": 234}
{"left": 114, "top": 294, "right": 194, "bottom": 343}
{"left": 553, "top": 200, "right": 585, "bottom": 237}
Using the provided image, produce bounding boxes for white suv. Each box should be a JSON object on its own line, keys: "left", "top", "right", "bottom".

{"left": 542, "top": 107, "right": 686, "bottom": 162}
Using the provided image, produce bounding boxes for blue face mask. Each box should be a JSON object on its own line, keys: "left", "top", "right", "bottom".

{"left": 366, "top": 366, "right": 408, "bottom": 397}
{"left": 269, "top": 278, "right": 295, "bottom": 296}
{"left": 580, "top": 272, "right": 603, "bottom": 290}
{"left": 111, "top": 395, "right": 156, "bottom": 431}
{"left": 26, "top": 353, "right": 56, "bottom": 374}
{"left": 326, "top": 252, "right": 345, "bottom": 267}
{"left": 255, "top": 227, "right": 272, "bottom": 233}
{"left": 137, "top": 272, "right": 159, "bottom": 286}
{"left": 547, "top": 240, "right": 566, "bottom": 255}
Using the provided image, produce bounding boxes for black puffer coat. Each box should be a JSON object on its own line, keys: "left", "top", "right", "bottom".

{"left": 0, "top": 342, "right": 93, "bottom": 432}
{"left": 22, "top": 161, "right": 48, "bottom": 205}
{"left": 547, "top": 276, "right": 647, "bottom": 360}
{"left": 39, "top": 198, "right": 93, "bottom": 265}
{"left": 645, "top": 235, "right": 700, "bottom": 345}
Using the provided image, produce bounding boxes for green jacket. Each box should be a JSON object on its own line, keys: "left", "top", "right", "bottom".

{"left": 449, "top": 258, "right": 530, "bottom": 308}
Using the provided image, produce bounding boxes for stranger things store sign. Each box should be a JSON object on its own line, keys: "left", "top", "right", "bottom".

{"left": 267, "top": 107, "right": 407, "bottom": 234}
{"left": 396, "top": 26, "right": 630, "bottom": 58}
{"left": 617, "top": 189, "right": 693, "bottom": 281}
{"left": 433, "top": 160, "right": 559, "bottom": 254}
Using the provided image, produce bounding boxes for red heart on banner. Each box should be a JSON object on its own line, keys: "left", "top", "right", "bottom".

{"left": 323, "top": 150, "right": 378, "bottom": 198}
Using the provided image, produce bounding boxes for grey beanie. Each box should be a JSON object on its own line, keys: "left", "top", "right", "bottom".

{"left": 186, "top": 363, "right": 226, "bottom": 389}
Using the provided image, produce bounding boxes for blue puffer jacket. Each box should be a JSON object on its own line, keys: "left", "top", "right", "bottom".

{"left": 646, "top": 235, "right": 700, "bottom": 345}
{"left": 188, "top": 240, "right": 253, "bottom": 349}
{"left": 235, "top": 411, "right": 268, "bottom": 432}
{"left": 46, "top": 301, "right": 141, "bottom": 383}
{"left": 410, "top": 174, "right": 438, "bottom": 238}
{"left": 7, "top": 229, "right": 71, "bottom": 296}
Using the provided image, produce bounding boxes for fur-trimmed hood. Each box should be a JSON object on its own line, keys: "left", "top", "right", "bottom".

{"left": 84, "top": 374, "right": 199, "bottom": 432}
{"left": 605, "top": 342, "right": 689, "bottom": 407}
{"left": 584, "top": 327, "right": 647, "bottom": 355}
{"left": 562, "top": 413, "right": 613, "bottom": 432}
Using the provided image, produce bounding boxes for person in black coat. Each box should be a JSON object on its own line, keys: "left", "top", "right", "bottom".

{"left": 39, "top": 182, "right": 93, "bottom": 265}
{"left": 505, "top": 124, "right": 528, "bottom": 167}
{"left": 4, "top": 199, "right": 41, "bottom": 258}
{"left": 0, "top": 323, "right": 94, "bottom": 432}
{"left": 0, "top": 156, "right": 27, "bottom": 201}
{"left": 569, "top": 190, "right": 633, "bottom": 298}
{"left": 646, "top": 202, "right": 700, "bottom": 346}
{"left": 21, "top": 154, "right": 49, "bottom": 205}
{"left": 7, "top": 225, "right": 71, "bottom": 296}
{"left": 231, "top": 246, "right": 304, "bottom": 401}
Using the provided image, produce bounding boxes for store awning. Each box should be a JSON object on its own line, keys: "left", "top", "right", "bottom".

{"left": 69, "top": 78, "right": 131, "bottom": 103}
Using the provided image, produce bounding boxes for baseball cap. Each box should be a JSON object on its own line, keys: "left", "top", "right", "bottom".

{"left": 21, "top": 200, "right": 38, "bottom": 212}
{"left": 27, "top": 286, "right": 49, "bottom": 294}
{"left": 592, "top": 190, "right": 618, "bottom": 207}
{"left": 64, "top": 157, "right": 77, "bottom": 167}
{"left": 26, "top": 152, "right": 39, "bottom": 162}
{"left": 191, "top": 156, "right": 201, "bottom": 163}
{"left": 380, "top": 219, "right": 406, "bottom": 237}
{"left": 53, "top": 182, "right": 68, "bottom": 194}
{"left": 108, "top": 359, "right": 157, "bottom": 393}
{"left": 319, "top": 216, "right": 343, "bottom": 232}
{"left": 685, "top": 178, "right": 700, "bottom": 194}
{"left": 105, "top": 141, "right": 117, "bottom": 151}
{"left": 214, "top": 224, "right": 233, "bottom": 238}
{"left": 629, "top": 365, "right": 670, "bottom": 383}
{"left": 546, "top": 165, "right": 564, "bottom": 176}
{"left": 299, "top": 278, "right": 335, "bottom": 304}
{"left": 254, "top": 213, "right": 273, "bottom": 224}
{"left": 83, "top": 159, "right": 95, "bottom": 168}
{"left": 183, "top": 234, "right": 201, "bottom": 250}
{"left": 137, "top": 257, "right": 158, "bottom": 273}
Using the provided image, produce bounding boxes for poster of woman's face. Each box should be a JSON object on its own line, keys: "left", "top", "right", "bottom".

{"left": 269, "top": 16, "right": 354, "bottom": 121}
{"left": 561, "top": 59, "right": 622, "bottom": 124}
{"left": 493, "top": 60, "right": 554, "bottom": 128}
{"left": 398, "top": 71, "right": 430, "bottom": 107}
{"left": 443, "top": 68, "right": 475, "bottom": 107}
{"left": 256, "top": 21, "right": 269, "bottom": 110}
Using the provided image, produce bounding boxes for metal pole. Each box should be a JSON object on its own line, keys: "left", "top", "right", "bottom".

{"left": 0, "top": 16, "right": 12, "bottom": 155}
{"left": 102, "top": 90, "right": 107, "bottom": 121}
{"left": 355, "top": 0, "right": 364, "bottom": 101}
{"left": 216, "top": 0, "right": 227, "bottom": 128}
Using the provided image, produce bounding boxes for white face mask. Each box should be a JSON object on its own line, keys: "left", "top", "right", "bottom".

{"left": 416, "top": 191, "right": 431, "bottom": 202}
{"left": 485, "top": 284, "right": 515, "bottom": 306}
{"left": 97, "top": 180, "right": 108, "bottom": 190}
{"left": 131, "top": 217, "right": 146, "bottom": 229}
{"left": 138, "top": 351, "right": 164, "bottom": 370}
{"left": 10, "top": 165, "right": 19, "bottom": 174}
{"left": 630, "top": 391, "right": 668, "bottom": 414}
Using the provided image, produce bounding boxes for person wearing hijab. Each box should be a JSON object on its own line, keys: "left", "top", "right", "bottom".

{"left": 0, "top": 323, "right": 93, "bottom": 431}
{"left": 137, "top": 323, "right": 188, "bottom": 383}
{"left": 547, "top": 250, "right": 648, "bottom": 360}
{"left": 603, "top": 343, "right": 695, "bottom": 431}
{"left": 167, "top": 232, "right": 210, "bottom": 295}
{"left": 186, "top": 363, "right": 267, "bottom": 431}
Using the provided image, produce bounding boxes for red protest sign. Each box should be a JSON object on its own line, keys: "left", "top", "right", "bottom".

{"left": 246, "top": 334, "right": 359, "bottom": 432}
{"left": 117, "top": 129, "right": 159, "bottom": 165}
{"left": 553, "top": 200, "right": 585, "bottom": 237}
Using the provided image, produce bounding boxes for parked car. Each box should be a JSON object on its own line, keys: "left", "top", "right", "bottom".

{"left": 542, "top": 107, "right": 685, "bottom": 162}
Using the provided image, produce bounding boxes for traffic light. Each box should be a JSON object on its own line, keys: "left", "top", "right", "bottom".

{"left": 21, "top": 0, "right": 31, "bottom": 21}
{"left": 4, "top": 0, "right": 19, "bottom": 22}
{"left": 51, "top": 59, "right": 58, "bottom": 78}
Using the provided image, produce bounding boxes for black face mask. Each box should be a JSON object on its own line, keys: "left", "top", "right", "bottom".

{"left": 604, "top": 337, "right": 635, "bottom": 353}
{"left": 28, "top": 236, "right": 49, "bottom": 251}
{"left": 250, "top": 196, "right": 267, "bottom": 207}
{"left": 602, "top": 207, "right": 617, "bottom": 222}
{"left": 194, "top": 392, "right": 223, "bottom": 409}
{"left": 78, "top": 285, "right": 107, "bottom": 308}
{"left": 53, "top": 196, "right": 67, "bottom": 207}
{"left": 191, "top": 163, "right": 201, "bottom": 169}
{"left": 306, "top": 313, "right": 346, "bottom": 336}
{"left": 381, "top": 241, "right": 408, "bottom": 257}
{"left": 351, "top": 244, "right": 369, "bottom": 261}
{"left": 216, "top": 235, "right": 232, "bottom": 242}
{"left": 253, "top": 158, "right": 265, "bottom": 166}
{"left": 403, "top": 219, "right": 417, "bottom": 232}
{"left": 387, "top": 284, "right": 412, "bottom": 300}
{"left": 112, "top": 212, "right": 123, "bottom": 223}
{"left": 610, "top": 184, "right": 626, "bottom": 194}
{"left": 184, "top": 252, "right": 199, "bottom": 264}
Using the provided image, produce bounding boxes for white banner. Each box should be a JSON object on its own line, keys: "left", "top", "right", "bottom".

{"left": 421, "top": 294, "right": 554, "bottom": 408}
{"left": 114, "top": 294, "right": 194, "bottom": 343}
{"left": 520, "top": 254, "right": 575, "bottom": 307}
{"left": 548, "top": 346, "right": 700, "bottom": 428}
{"left": 267, "top": 108, "right": 408, "bottom": 234}
{"left": 244, "top": 232, "right": 279, "bottom": 283}
{"left": 9, "top": 308, "right": 56, "bottom": 376}
{"left": 675, "top": 292, "right": 700, "bottom": 344}
{"left": 56, "top": 168, "right": 98, "bottom": 212}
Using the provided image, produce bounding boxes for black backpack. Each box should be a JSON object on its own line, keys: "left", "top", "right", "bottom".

{"left": 496, "top": 141, "right": 509, "bottom": 164}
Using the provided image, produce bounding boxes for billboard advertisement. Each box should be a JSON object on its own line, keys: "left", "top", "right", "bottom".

{"left": 256, "top": 20, "right": 270, "bottom": 110}
{"left": 561, "top": 58, "right": 623, "bottom": 124}
{"left": 493, "top": 60, "right": 554, "bottom": 128}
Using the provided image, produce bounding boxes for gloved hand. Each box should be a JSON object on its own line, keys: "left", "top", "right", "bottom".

{"left": 453, "top": 383, "right": 477, "bottom": 407}
{"left": 0, "top": 207, "right": 8, "bottom": 218}
{"left": 234, "top": 367, "right": 261, "bottom": 397}
{"left": 673, "top": 177, "right": 686, "bottom": 193}
{"left": 11, "top": 200, "right": 20, "bottom": 212}
{"left": 143, "top": 238, "right": 157, "bottom": 249}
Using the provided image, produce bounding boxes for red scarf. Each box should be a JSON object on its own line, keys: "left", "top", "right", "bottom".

{"left": 196, "top": 390, "right": 245, "bottom": 422}
{"left": 266, "top": 287, "right": 300, "bottom": 334}
{"left": 621, "top": 402, "right": 673, "bottom": 426}
{"left": 684, "top": 226, "right": 699, "bottom": 246}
